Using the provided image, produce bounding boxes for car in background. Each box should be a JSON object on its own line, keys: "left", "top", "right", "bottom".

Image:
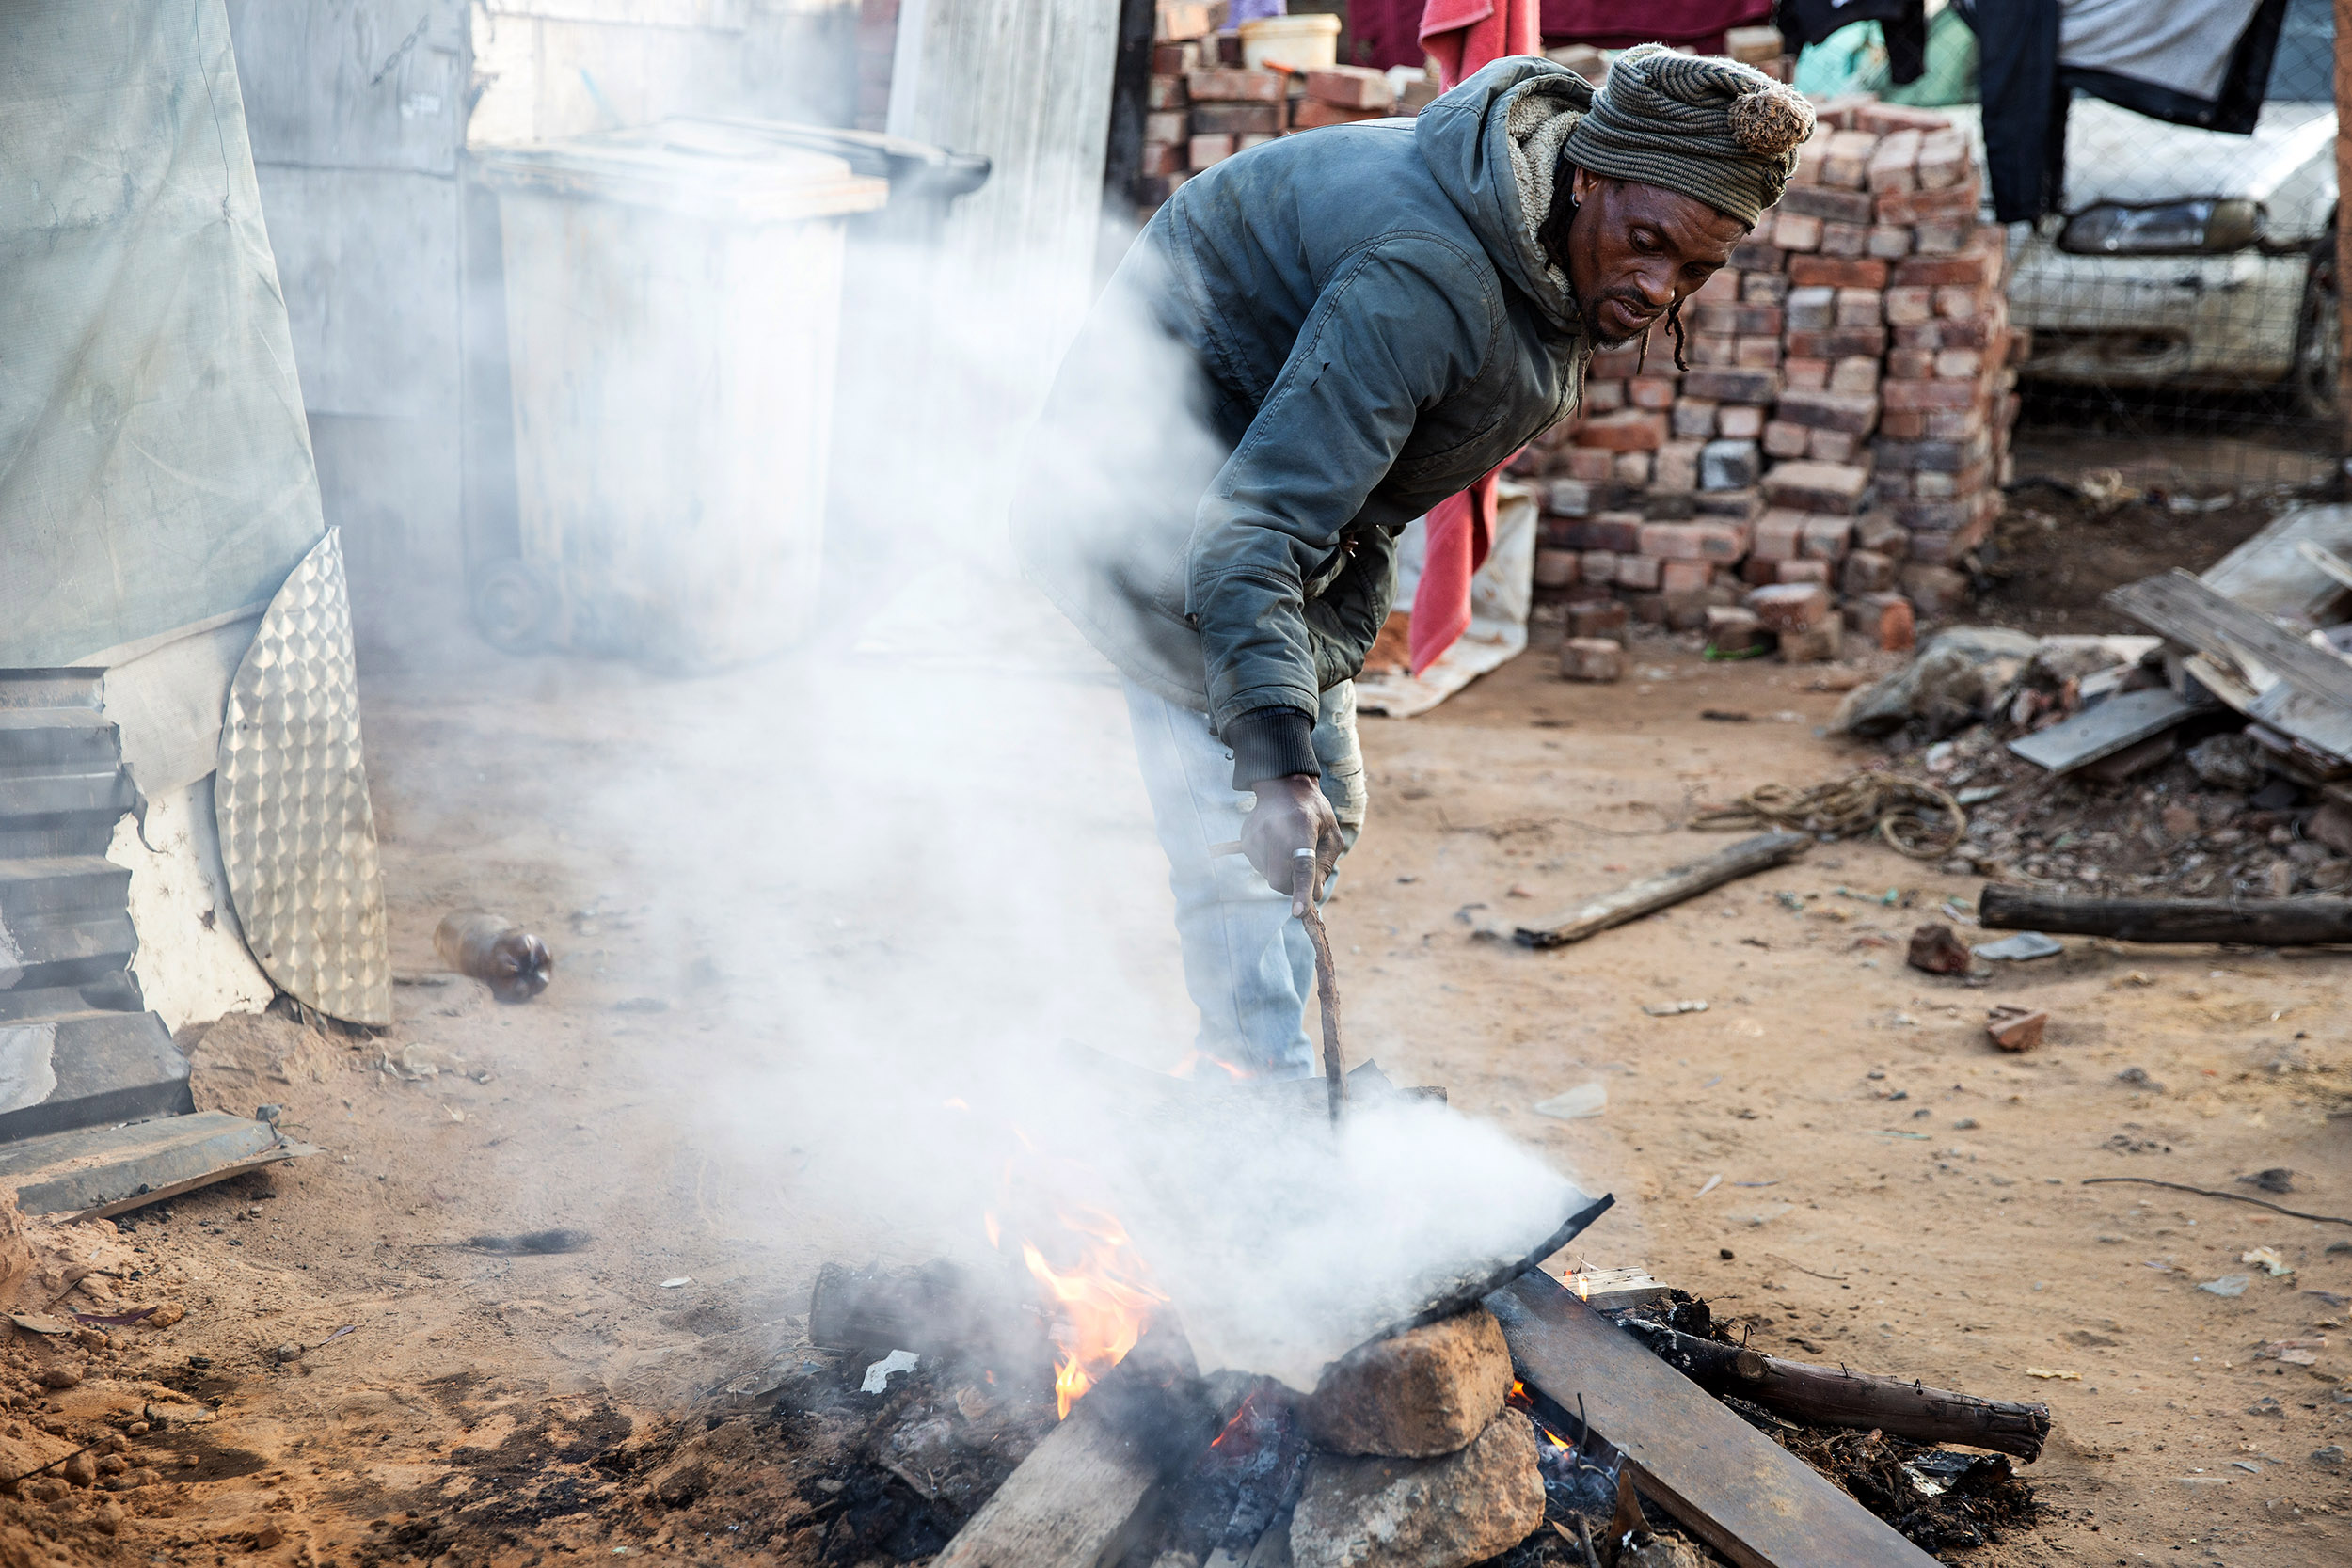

{"left": 2006, "top": 0, "right": 2339, "bottom": 414}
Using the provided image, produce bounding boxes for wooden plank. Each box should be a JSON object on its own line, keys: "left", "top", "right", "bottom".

{"left": 2110, "top": 568, "right": 2352, "bottom": 705}
{"left": 0, "top": 1111, "right": 314, "bottom": 1218}
{"left": 2199, "top": 502, "right": 2352, "bottom": 623}
{"left": 1488, "top": 1272, "right": 1938, "bottom": 1568}
{"left": 931, "top": 1335, "right": 1220, "bottom": 1568}
{"left": 1510, "top": 832, "right": 1811, "bottom": 949}
{"left": 1979, "top": 885, "right": 2352, "bottom": 946}
{"left": 2007, "top": 687, "right": 2212, "bottom": 774}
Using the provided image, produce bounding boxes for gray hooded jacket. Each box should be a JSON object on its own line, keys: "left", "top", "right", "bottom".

{"left": 1013, "top": 57, "right": 1594, "bottom": 783}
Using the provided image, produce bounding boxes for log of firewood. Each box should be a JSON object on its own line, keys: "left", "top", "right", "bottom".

{"left": 1623, "top": 1322, "right": 2050, "bottom": 1462}
{"left": 1979, "top": 884, "right": 2352, "bottom": 946}
{"left": 930, "top": 1329, "right": 1220, "bottom": 1568}
{"left": 1509, "top": 832, "right": 1812, "bottom": 949}
{"left": 808, "top": 1259, "right": 1052, "bottom": 1371}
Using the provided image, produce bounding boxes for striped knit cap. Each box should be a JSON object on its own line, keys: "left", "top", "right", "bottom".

{"left": 1561, "top": 43, "right": 1815, "bottom": 227}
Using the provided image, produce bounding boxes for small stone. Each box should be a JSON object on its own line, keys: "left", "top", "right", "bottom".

{"left": 1719, "top": 1247, "right": 1736, "bottom": 1260}
{"left": 1289, "top": 1410, "right": 1543, "bottom": 1568}
{"left": 1906, "top": 922, "right": 1973, "bottom": 975}
{"left": 1301, "top": 1307, "right": 1512, "bottom": 1458}
{"left": 273, "top": 1343, "right": 303, "bottom": 1364}
{"left": 35, "top": 1366, "right": 82, "bottom": 1391}
{"left": 92, "top": 1501, "right": 122, "bottom": 1535}
{"left": 252, "top": 1521, "right": 286, "bottom": 1550}
{"left": 2313, "top": 1445, "right": 2345, "bottom": 1468}
{"left": 1560, "top": 638, "right": 1625, "bottom": 684}
{"left": 62, "top": 1451, "right": 96, "bottom": 1488}
{"left": 1986, "top": 1006, "right": 2046, "bottom": 1052}
{"left": 1619, "top": 1533, "right": 1708, "bottom": 1567}
{"left": 145, "top": 1302, "right": 185, "bottom": 1328}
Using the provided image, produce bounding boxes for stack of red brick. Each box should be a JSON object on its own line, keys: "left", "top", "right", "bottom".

{"left": 1531, "top": 98, "right": 2021, "bottom": 674}
{"left": 1136, "top": 6, "right": 1436, "bottom": 214}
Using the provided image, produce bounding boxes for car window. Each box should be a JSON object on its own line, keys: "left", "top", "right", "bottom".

{"left": 2266, "top": 0, "right": 2334, "bottom": 103}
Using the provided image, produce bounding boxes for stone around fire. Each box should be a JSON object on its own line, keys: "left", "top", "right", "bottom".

{"left": 1288, "top": 1409, "right": 1544, "bottom": 1568}
{"left": 1299, "top": 1306, "right": 1512, "bottom": 1458}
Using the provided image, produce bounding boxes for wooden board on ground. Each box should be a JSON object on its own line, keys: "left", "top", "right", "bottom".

{"left": 2007, "top": 687, "right": 2214, "bottom": 774}
{"left": 0, "top": 1111, "right": 316, "bottom": 1218}
{"left": 1507, "top": 832, "right": 1811, "bottom": 949}
{"left": 1487, "top": 1271, "right": 1939, "bottom": 1568}
{"left": 2106, "top": 569, "right": 2352, "bottom": 760}
{"left": 2198, "top": 503, "right": 2352, "bottom": 624}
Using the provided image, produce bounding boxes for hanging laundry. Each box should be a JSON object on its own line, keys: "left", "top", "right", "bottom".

{"left": 1777, "top": 0, "right": 1930, "bottom": 84}
{"left": 1536, "top": 0, "right": 1774, "bottom": 55}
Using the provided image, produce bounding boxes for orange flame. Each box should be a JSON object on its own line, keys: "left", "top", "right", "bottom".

{"left": 1171, "top": 1047, "right": 1250, "bottom": 1082}
{"left": 1016, "top": 1205, "right": 1168, "bottom": 1418}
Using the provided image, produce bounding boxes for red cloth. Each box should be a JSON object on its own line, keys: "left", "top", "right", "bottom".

{"left": 1346, "top": 0, "right": 1434, "bottom": 70}
{"left": 1537, "top": 0, "right": 1773, "bottom": 54}
{"left": 1406, "top": 0, "right": 1538, "bottom": 674}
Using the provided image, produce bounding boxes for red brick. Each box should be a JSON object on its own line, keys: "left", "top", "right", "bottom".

{"left": 1911, "top": 218, "right": 1973, "bottom": 254}
{"left": 1820, "top": 130, "right": 1878, "bottom": 189}
{"left": 1534, "top": 546, "right": 1581, "bottom": 588}
{"left": 1653, "top": 439, "right": 1701, "bottom": 493}
{"left": 1786, "top": 256, "right": 1889, "bottom": 289}
{"left": 1773, "top": 557, "right": 1833, "bottom": 585}
{"left": 1842, "top": 548, "right": 1899, "bottom": 595}
{"left": 1156, "top": 3, "right": 1216, "bottom": 41}
{"left": 1151, "top": 43, "right": 1201, "bottom": 75}
{"left": 1187, "top": 68, "right": 1285, "bottom": 102}
{"left": 1750, "top": 509, "right": 1804, "bottom": 562}
{"left": 1569, "top": 600, "right": 1629, "bottom": 641}
{"left": 1761, "top": 460, "right": 1870, "bottom": 515}
{"left": 1828, "top": 356, "right": 1880, "bottom": 395}
{"left": 1881, "top": 378, "right": 1984, "bottom": 411}
{"left": 1883, "top": 285, "right": 1933, "bottom": 325}
{"left": 1866, "top": 224, "right": 1913, "bottom": 259}
{"left": 1694, "top": 302, "right": 1783, "bottom": 336}
{"left": 1687, "top": 335, "right": 1740, "bottom": 368}
{"left": 1934, "top": 348, "right": 1985, "bottom": 378}
{"left": 1705, "top": 605, "right": 1768, "bottom": 653}
{"left": 1772, "top": 212, "right": 1823, "bottom": 251}
{"left": 1886, "top": 346, "right": 1935, "bottom": 379}
{"left": 1628, "top": 375, "right": 1678, "bottom": 410}
{"left": 1559, "top": 637, "right": 1624, "bottom": 683}
{"left": 1579, "top": 549, "right": 1618, "bottom": 583}
{"left": 1303, "top": 65, "right": 1394, "bottom": 110}
{"left": 1692, "top": 267, "right": 1745, "bottom": 305}
{"left": 1879, "top": 407, "right": 1928, "bottom": 438}
{"left": 1575, "top": 408, "right": 1667, "bottom": 451}
{"left": 1893, "top": 250, "right": 1997, "bottom": 288}
{"left": 1671, "top": 399, "right": 1719, "bottom": 439}
{"left": 1734, "top": 336, "right": 1783, "bottom": 368}
{"left": 1141, "top": 140, "right": 1183, "bottom": 176}
{"left": 1834, "top": 287, "right": 1883, "bottom": 327}
{"left": 1875, "top": 182, "right": 1979, "bottom": 225}
{"left": 1915, "top": 130, "right": 1970, "bottom": 190}
{"left": 1857, "top": 103, "right": 1952, "bottom": 135}
{"left": 1562, "top": 445, "right": 1615, "bottom": 480}
{"left": 1680, "top": 368, "right": 1780, "bottom": 404}
{"left": 1740, "top": 272, "right": 1790, "bottom": 305}
{"left": 1785, "top": 326, "right": 1888, "bottom": 359}
{"left": 1192, "top": 102, "right": 1279, "bottom": 135}
{"left": 1809, "top": 427, "right": 1860, "bottom": 463}
{"left": 1933, "top": 285, "right": 1986, "bottom": 321}
{"left": 1660, "top": 560, "right": 1714, "bottom": 593}
{"left": 1820, "top": 222, "right": 1869, "bottom": 259}
{"left": 1638, "top": 521, "right": 1747, "bottom": 562}
{"left": 1290, "top": 98, "right": 1386, "bottom": 130}
{"left": 1781, "top": 356, "right": 1829, "bottom": 391}
{"left": 1775, "top": 388, "right": 1879, "bottom": 436}
{"left": 1561, "top": 513, "right": 1640, "bottom": 551}
{"left": 1781, "top": 185, "right": 1875, "bottom": 225}
{"left": 1188, "top": 133, "right": 1235, "bottom": 166}
{"left": 1614, "top": 552, "right": 1662, "bottom": 590}
{"left": 1798, "top": 515, "right": 1853, "bottom": 560}
{"left": 1591, "top": 345, "right": 1645, "bottom": 378}
{"left": 1729, "top": 239, "right": 1786, "bottom": 272}
{"left": 1748, "top": 581, "right": 1834, "bottom": 631}
{"left": 1718, "top": 404, "right": 1766, "bottom": 438}
{"left": 1582, "top": 377, "right": 1626, "bottom": 412}
{"left": 1762, "top": 419, "right": 1810, "bottom": 458}
{"left": 1785, "top": 285, "right": 1835, "bottom": 331}
{"left": 1147, "top": 72, "right": 1191, "bottom": 108}
{"left": 1866, "top": 129, "right": 1922, "bottom": 194}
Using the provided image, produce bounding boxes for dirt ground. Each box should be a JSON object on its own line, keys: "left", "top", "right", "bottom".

{"left": 3, "top": 557, "right": 2349, "bottom": 1565}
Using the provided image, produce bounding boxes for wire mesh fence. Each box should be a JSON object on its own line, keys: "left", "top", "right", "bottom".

{"left": 2003, "top": 0, "right": 2340, "bottom": 483}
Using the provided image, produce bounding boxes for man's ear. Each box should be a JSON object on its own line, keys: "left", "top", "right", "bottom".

{"left": 1568, "top": 165, "right": 1601, "bottom": 205}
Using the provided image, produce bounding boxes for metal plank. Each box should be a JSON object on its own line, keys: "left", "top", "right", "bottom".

{"left": 2007, "top": 687, "right": 2213, "bottom": 774}
{"left": 0, "top": 1110, "right": 313, "bottom": 1218}
{"left": 1488, "top": 1272, "right": 1938, "bottom": 1568}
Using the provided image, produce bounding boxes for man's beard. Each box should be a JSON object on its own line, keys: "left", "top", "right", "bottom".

{"left": 1583, "top": 293, "right": 1660, "bottom": 349}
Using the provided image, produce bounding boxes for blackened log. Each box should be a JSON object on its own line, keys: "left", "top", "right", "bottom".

{"left": 1979, "top": 884, "right": 2352, "bottom": 946}
{"left": 1622, "top": 1322, "right": 2050, "bottom": 1462}
{"left": 807, "top": 1259, "right": 1051, "bottom": 1371}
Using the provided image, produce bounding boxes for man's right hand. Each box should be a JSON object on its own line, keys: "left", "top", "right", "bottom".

{"left": 1241, "top": 774, "right": 1343, "bottom": 915}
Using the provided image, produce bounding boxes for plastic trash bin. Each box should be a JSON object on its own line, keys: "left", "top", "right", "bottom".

{"left": 473, "top": 120, "right": 887, "bottom": 669}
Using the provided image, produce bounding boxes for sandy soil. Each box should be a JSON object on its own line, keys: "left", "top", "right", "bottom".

{"left": 2, "top": 594, "right": 2347, "bottom": 1566}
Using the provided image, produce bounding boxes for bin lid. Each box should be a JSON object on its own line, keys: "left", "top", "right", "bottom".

{"left": 475, "top": 119, "right": 889, "bottom": 224}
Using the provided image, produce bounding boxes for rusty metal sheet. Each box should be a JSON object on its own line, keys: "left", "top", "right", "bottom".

{"left": 214, "top": 531, "right": 390, "bottom": 1025}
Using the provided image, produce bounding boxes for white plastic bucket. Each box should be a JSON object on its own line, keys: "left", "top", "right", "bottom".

{"left": 1239, "top": 14, "right": 1341, "bottom": 73}
{"left": 476, "top": 120, "right": 887, "bottom": 670}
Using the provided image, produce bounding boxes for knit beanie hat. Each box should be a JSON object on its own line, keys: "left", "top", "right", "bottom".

{"left": 1560, "top": 43, "right": 1815, "bottom": 227}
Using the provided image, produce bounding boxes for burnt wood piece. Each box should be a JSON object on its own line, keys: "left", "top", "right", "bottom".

{"left": 1978, "top": 884, "right": 2352, "bottom": 946}
{"left": 807, "top": 1259, "right": 1053, "bottom": 1370}
{"left": 1621, "top": 1322, "right": 2050, "bottom": 1462}
{"left": 1512, "top": 832, "right": 1812, "bottom": 949}
{"left": 1489, "top": 1272, "right": 1939, "bottom": 1568}
{"left": 930, "top": 1330, "right": 1220, "bottom": 1568}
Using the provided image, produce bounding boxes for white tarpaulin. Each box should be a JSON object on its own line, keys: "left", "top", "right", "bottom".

{"left": 0, "top": 0, "right": 326, "bottom": 667}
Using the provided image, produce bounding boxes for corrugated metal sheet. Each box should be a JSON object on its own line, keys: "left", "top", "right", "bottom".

{"left": 0, "top": 670, "right": 194, "bottom": 1143}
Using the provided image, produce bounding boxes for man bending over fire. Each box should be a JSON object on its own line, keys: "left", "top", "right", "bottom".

{"left": 1015, "top": 46, "right": 1812, "bottom": 1078}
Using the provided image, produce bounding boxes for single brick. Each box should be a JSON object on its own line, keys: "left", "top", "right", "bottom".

{"left": 1561, "top": 637, "right": 1627, "bottom": 684}
{"left": 1628, "top": 375, "right": 1679, "bottom": 410}
{"left": 1692, "top": 267, "right": 1745, "bottom": 305}
{"left": 1787, "top": 256, "right": 1890, "bottom": 289}
{"left": 1187, "top": 67, "right": 1285, "bottom": 102}
{"left": 1613, "top": 450, "right": 1652, "bottom": 486}
{"left": 1687, "top": 334, "right": 1741, "bottom": 368}
{"left": 1191, "top": 102, "right": 1280, "bottom": 135}
{"left": 1785, "top": 285, "right": 1836, "bottom": 332}
{"left": 1574, "top": 408, "right": 1669, "bottom": 451}
{"left": 1820, "top": 222, "right": 1869, "bottom": 259}
{"left": 1188, "top": 132, "right": 1236, "bottom": 166}
{"left": 1750, "top": 509, "right": 1806, "bottom": 561}
{"left": 1569, "top": 600, "right": 1629, "bottom": 641}
{"left": 1773, "top": 557, "right": 1833, "bottom": 585}
{"left": 1543, "top": 477, "right": 1595, "bottom": 517}
{"left": 1775, "top": 388, "right": 1880, "bottom": 435}
{"left": 1717, "top": 404, "right": 1766, "bottom": 438}
{"left": 1866, "top": 224, "right": 1914, "bottom": 259}
{"left": 1290, "top": 99, "right": 1388, "bottom": 130}
{"left": 1762, "top": 460, "right": 1870, "bottom": 515}
{"left": 1820, "top": 129, "right": 1879, "bottom": 188}
{"left": 1761, "top": 419, "right": 1811, "bottom": 458}
{"left": 1659, "top": 560, "right": 1713, "bottom": 593}
{"left": 1782, "top": 185, "right": 1876, "bottom": 225}
{"left": 1808, "top": 427, "right": 1861, "bottom": 463}
{"left": 1772, "top": 211, "right": 1824, "bottom": 251}
{"left": 1671, "top": 400, "right": 1720, "bottom": 440}
{"left": 1781, "top": 356, "right": 1830, "bottom": 392}
{"left": 1881, "top": 378, "right": 1984, "bottom": 411}
{"left": 1614, "top": 552, "right": 1662, "bottom": 590}
{"left": 1705, "top": 605, "right": 1769, "bottom": 653}
{"left": 1679, "top": 368, "right": 1780, "bottom": 404}
{"left": 1934, "top": 347, "right": 1985, "bottom": 378}
{"left": 1785, "top": 326, "right": 1888, "bottom": 359}
{"left": 1748, "top": 580, "right": 1834, "bottom": 631}
{"left": 1729, "top": 239, "right": 1786, "bottom": 272}
{"left": 1777, "top": 618, "right": 1845, "bottom": 663}
{"left": 1900, "top": 562, "right": 1969, "bottom": 615}
{"left": 1740, "top": 271, "right": 1790, "bottom": 305}
{"left": 1699, "top": 439, "right": 1760, "bottom": 491}
{"left": 1866, "top": 128, "right": 1923, "bottom": 194}
{"left": 1303, "top": 64, "right": 1395, "bottom": 110}
{"left": 1562, "top": 445, "right": 1615, "bottom": 481}
{"left": 1841, "top": 547, "right": 1899, "bottom": 595}
{"left": 1579, "top": 548, "right": 1618, "bottom": 583}
{"left": 1876, "top": 182, "right": 1980, "bottom": 226}
{"left": 1533, "top": 547, "right": 1581, "bottom": 588}
{"left": 1798, "top": 515, "right": 1853, "bottom": 561}
{"left": 1933, "top": 285, "right": 1985, "bottom": 320}
{"left": 1857, "top": 515, "right": 1912, "bottom": 557}
{"left": 1652, "top": 439, "right": 1702, "bottom": 494}
{"left": 1734, "top": 336, "right": 1783, "bottom": 368}
{"left": 1828, "top": 356, "right": 1881, "bottom": 394}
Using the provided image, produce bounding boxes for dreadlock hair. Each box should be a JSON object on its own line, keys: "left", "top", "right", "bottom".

{"left": 1664, "top": 297, "right": 1689, "bottom": 372}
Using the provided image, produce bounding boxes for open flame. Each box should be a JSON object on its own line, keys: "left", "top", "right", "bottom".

{"left": 1014, "top": 1204, "right": 1168, "bottom": 1418}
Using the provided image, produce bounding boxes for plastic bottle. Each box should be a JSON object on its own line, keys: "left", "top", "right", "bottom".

{"left": 434, "top": 911, "right": 554, "bottom": 1003}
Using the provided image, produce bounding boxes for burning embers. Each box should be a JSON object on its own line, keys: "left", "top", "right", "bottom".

{"left": 1007, "top": 1204, "right": 1166, "bottom": 1417}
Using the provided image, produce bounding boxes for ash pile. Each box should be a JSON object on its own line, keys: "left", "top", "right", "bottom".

{"left": 1830, "top": 505, "right": 2352, "bottom": 938}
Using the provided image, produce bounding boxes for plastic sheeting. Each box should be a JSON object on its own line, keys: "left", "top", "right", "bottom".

{"left": 0, "top": 0, "right": 326, "bottom": 667}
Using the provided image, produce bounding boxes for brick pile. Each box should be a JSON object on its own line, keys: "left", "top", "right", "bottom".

{"left": 1135, "top": 4, "right": 1437, "bottom": 214}
{"left": 1531, "top": 98, "right": 2021, "bottom": 673}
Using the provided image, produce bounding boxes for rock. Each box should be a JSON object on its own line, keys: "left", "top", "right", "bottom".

{"left": 2159, "top": 802, "right": 2201, "bottom": 841}
{"left": 91, "top": 1501, "right": 122, "bottom": 1535}
{"left": 1906, "top": 922, "right": 1973, "bottom": 975}
{"left": 62, "top": 1450, "right": 96, "bottom": 1488}
{"left": 2313, "top": 1445, "right": 2345, "bottom": 1468}
{"left": 1301, "top": 1307, "right": 1512, "bottom": 1458}
{"left": 35, "top": 1365, "right": 81, "bottom": 1390}
{"left": 252, "top": 1522, "right": 286, "bottom": 1550}
{"left": 1289, "top": 1410, "right": 1544, "bottom": 1568}
{"left": 1619, "top": 1533, "right": 1708, "bottom": 1567}
{"left": 1832, "top": 626, "right": 2040, "bottom": 737}
{"left": 1560, "top": 638, "right": 1625, "bottom": 684}
{"left": 144, "top": 1302, "right": 185, "bottom": 1328}
{"left": 2309, "top": 801, "right": 2352, "bottom": 858}
{"left": 2186, "top": 733, "right": 2265, "bottom": 793}
{"left": 272, "top": 1343, "right": 303, "bottom": 1364}
{"left": 1986, "top": 1006, "right": 2046, "bottom": 1051}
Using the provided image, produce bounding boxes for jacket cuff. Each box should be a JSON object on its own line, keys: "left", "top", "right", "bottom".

{"left": 1226, "top": 705, "right": 1319, "bottom": 790}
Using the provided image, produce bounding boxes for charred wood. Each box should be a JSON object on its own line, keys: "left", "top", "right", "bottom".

{"left": 1979, "top": 884, "right": 2352, "bottom": 946}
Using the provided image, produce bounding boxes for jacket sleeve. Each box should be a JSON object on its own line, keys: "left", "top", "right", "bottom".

{"left": 1189, "top": 236, "right": 1498, "bottom": 740}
